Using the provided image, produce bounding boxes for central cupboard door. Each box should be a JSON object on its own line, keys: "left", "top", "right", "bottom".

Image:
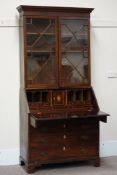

{"left": 25, "top": 17, "right": 58, "bottom": 89}
{"left": 59, "top": 18, "right": 90, "bottom": 87}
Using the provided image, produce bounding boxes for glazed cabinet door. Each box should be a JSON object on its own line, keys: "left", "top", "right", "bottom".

{"left": 25, "top": 17, "right": 58, "bottom": 89}
{"left": 59, "top": 18, "right": 90, "bottom": 87}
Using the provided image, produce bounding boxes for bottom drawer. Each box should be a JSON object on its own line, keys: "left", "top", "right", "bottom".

{"left": 29, "top": 142, "right": 98, "bottom": 162}
{"left": 29, "top": 139, "right": 99, "bottom": 162}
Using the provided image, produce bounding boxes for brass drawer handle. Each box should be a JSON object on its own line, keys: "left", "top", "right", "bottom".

{"left": 40, "top": 127, "right": 48, "bottom": 132}
{"left": 37, "top": 112, "right": 41, "bottom": 115}
{"left": 71, "top": 115, "right": 79, "bottom": 118}
{"left": 81, "top": 135, "right": 88, "bottom": 140}
{"left": 80, "top": 148, "right": 88, "bottom": 154}
{"left": 40, "top": 139, "right": 48, "bottom": 145}
{"left": 80, "top": 148, "right": 86, "bottom": 153}
{"left": 63, "top": 124, "right": 66, "bottom": 128}
{"left": 80, "top": 142, "right": 85, "bottom": 147}
{"left": 40, "top": 151, "right": 48, "bottom": 156}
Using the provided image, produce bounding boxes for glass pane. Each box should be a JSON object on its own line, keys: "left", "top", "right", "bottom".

{"left": 60, "top": 19, "right": 89, "bottom": 86}
{"left": 26, "top": 18, "right": 57, "bottom": 86}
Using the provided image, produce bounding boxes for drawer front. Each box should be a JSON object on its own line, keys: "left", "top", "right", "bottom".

{"left": 29, "top": 138, "right": 98, "bottom": 162}
{"left": 30, "top": 119, "right": 97, "bottom": 134}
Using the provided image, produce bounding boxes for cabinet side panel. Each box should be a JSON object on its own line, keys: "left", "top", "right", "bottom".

{"left": 20, "top": 88, "right": 29, "bottom": 162}
{"left": 19, "top": 16, "right": 25, "bottom": 88}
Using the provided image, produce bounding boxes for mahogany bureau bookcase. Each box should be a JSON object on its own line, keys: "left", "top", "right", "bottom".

{"left": 17, "top": 5, "right": 109, "bottom": 173}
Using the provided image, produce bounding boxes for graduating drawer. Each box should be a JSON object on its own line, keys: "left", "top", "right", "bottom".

{"left": 29, "top": 138, "right": 98, "bottom": 162}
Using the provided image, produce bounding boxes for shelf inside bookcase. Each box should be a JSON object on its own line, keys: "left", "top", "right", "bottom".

{"left": 27, "top": 49, "right": 56, "bottom": 53}
{"left": 27, "top": 32, "right": 55, "bottom": 35}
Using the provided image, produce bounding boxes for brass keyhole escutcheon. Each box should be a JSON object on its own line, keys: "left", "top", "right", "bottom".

{"left": 63, "top": 134, "right": 67, "bottom": 139}
{"left": 62, "top": 146, "right": 66, "bottom": 151}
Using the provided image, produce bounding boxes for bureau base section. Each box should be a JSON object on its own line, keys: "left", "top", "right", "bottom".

{"left": 20, "top": 118, "right": 100, "bottom": 173}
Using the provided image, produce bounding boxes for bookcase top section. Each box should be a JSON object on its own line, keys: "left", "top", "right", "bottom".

{"left": 17, "top": 5, "right": 94, "bottom": 14}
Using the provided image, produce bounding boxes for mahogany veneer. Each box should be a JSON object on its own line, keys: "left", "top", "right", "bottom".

{"left": 17, "top": 5, "right": 109, "bottom": 173}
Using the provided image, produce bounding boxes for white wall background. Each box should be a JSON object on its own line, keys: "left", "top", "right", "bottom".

{"left": 0, "top": 0, "right": 117, "bottom": 165}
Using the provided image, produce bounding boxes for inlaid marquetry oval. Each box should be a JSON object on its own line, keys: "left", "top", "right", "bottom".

{"left": 56, "top": 95, "right": 61, "bottom": 102}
